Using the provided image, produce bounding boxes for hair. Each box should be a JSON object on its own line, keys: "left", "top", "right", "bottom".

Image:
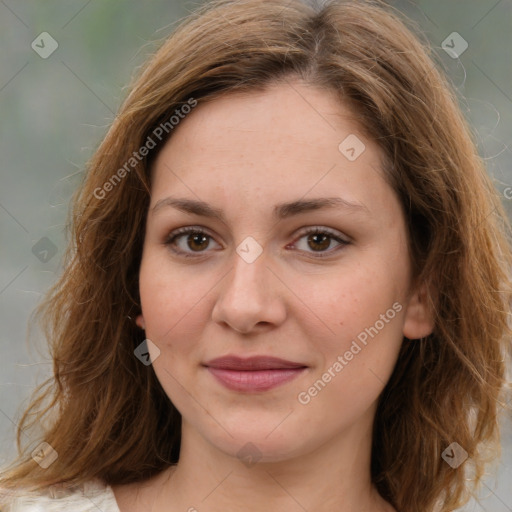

{"left": 1, "top": 0, "right": 511, "bottom": 511}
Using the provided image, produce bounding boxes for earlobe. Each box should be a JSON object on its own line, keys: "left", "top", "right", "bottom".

{"left": 135, "top": 314, "right": 145, "bottom": 330}
{"left": 402, "top": 282, "right": 435, "bottom": 340}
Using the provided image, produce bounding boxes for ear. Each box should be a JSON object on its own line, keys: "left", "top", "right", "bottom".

{"left": 402, "top": 281, "right": 435, "bottom": 340}
{"left": 135, "top": 314, "right": 145, "bottom": 330}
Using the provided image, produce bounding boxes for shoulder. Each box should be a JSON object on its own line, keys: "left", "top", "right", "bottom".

{"left": 0, "top": 479, "right": 120, "bottom": 512}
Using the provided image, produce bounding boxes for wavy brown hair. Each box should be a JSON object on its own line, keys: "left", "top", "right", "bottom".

{"left": 1, "top": 1, "right": 511, "bottom": 511}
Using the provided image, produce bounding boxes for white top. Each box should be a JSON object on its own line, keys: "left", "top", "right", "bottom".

{"left": 1, "top": 479, "right": 120, "bottom": 512}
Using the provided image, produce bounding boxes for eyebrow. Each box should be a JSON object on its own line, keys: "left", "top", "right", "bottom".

{"left": 151, "top": 196, "right": 370, "bottom": 221}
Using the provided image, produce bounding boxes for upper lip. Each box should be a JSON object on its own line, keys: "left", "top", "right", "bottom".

{"left": 203, "top": 355, "right": 307, "bottom": 371}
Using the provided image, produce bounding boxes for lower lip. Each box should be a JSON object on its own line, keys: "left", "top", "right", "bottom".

{"left": 206, "top": 367, "right": 307, "bottom": 392}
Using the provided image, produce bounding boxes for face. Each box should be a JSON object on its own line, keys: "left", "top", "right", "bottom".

{"left": 137, "top": 80, "right": 433, "bottom": 463}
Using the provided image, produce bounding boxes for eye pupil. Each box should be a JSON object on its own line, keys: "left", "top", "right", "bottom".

{"left": 188, "top": 233, "right": 209, "bottom": 251}
{"left": 308, "top": 233, "right": 330, "bottom": 251}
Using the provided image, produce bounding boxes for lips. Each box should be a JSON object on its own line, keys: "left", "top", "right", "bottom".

{"left": 204, "top": 355, "right": 307, "bottom": 371}
{"left": 203, "top": 355, "right": 308, "bottom": 392}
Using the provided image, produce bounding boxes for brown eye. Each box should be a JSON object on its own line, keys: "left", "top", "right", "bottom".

{"left": 291, "top": 227, "right": 350, "bottom": 257}
{"left": 165, "top": 227, "right": 221, "bottom": 257}
{"left": 307, "top": 232, "right": 331, "bottom": 251}
{"left": 187, "top": 233, "right": 210, "bottom": 251}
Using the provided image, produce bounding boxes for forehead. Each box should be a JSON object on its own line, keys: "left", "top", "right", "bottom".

{"left": 149, "top": 81, "right": 393, "bottom": 220}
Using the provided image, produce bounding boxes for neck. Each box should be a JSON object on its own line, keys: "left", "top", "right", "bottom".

{"left": 149, "top": 415, "right": 394, "bottom": 512}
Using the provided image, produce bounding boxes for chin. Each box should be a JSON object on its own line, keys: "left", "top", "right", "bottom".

{"left": 203, "top": 422, "right": 312, "bottom": 464}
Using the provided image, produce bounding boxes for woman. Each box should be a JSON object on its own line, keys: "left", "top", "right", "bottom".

{"left": 1, "top": 0, "right": 511, "bottom": 511}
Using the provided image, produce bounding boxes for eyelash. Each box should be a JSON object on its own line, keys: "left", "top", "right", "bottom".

{"left": 164, "top": 226, "right": 350, "bottom": 259}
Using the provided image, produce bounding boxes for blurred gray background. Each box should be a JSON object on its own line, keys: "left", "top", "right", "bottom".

{"left": 1, "top": 0, "right": 511, "bottom": 510}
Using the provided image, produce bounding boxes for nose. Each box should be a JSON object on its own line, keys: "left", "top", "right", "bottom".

{"left": 211, "top": 248, "right": 287, "bottom": 334}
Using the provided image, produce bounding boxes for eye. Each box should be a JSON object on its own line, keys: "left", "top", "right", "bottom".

{"left": 164, "top": 227, "right": 220, "bottom": 257}
{"left": 164, "top": 226, "right": 350, "bottom": 259}
{"left": 289, "top": 227, "right": 350, "bottom": 257}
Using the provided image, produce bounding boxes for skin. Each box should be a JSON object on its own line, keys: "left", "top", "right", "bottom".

{"left": 112, "top": 79, "right": 434, "bottom": 512}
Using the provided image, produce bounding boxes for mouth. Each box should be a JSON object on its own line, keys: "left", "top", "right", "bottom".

{"left": 202, "top": 355, "right": 308, "bottom": 392}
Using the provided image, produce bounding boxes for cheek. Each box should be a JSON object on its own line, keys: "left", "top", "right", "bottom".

{"left": 295, "top": 279, "right": 405, "bottom": 428}
{"left": 305, "top": 258, "right": 406, "bottom": 387}
{"left": 138, "top": 254, "right": 209, "bottom": 408}
{"left": 138, "top": 253, "right": 207, "bottom": 351}
{"left": 320, "top": 263, "right": 403, "bottom": 338}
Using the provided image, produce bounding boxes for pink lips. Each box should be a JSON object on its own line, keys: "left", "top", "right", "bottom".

{"left": 203, "top": 355, "right": 307, "bottom": 392}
